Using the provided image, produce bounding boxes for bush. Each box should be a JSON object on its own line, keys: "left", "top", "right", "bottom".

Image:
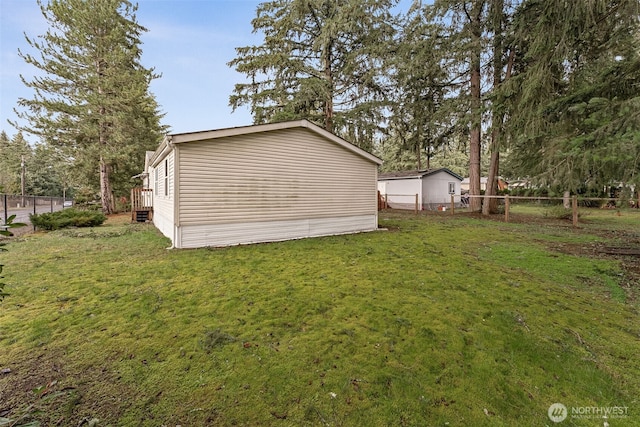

{"left": 544, "top": 205, "right": 582, "bottom": 220}
{"left": 30, "top": 209, "right": 107, "bottom": 230}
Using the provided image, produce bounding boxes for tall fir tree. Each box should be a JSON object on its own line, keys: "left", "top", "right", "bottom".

{"left": 386, "top": 2, "right": 455, "bottom": 171}
{"left": 12, "top": 0, "right": 165, "bottom": 213}
{"left": 426, "top": 0, "right": 490, "bottom": 211}
{"left": 0, "top": 131, "right": 11, "bottom": 193}
{"left": 229, "top": 0, "right": 397, "bottom": 151}
{"left": 384, "top": 0, "right": 637, "bottom": 203}
{"left": 482, "top": 0, "right": 515, "bottom": 214}
{"left": 0, "top": 132, "right": 31, "bottom": 195}
{"left": 501, "top": 0, "right": 640, "bottom": 194}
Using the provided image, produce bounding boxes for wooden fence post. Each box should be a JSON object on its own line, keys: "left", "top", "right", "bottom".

{"left": 450, "top": 195, "right": 455, "bottom": 215}
{"left": 504, "top": 195, "right": 510, "bottom": 222}
{"left": 415, "top": 194, "right": 419, "bottom": 214}
{"left": 572, "top": 195, "right": 578, "bottom": 227}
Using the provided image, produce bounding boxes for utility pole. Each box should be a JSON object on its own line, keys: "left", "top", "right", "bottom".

{"left": 21, "top": 155, "right": 26, "bottom": 207}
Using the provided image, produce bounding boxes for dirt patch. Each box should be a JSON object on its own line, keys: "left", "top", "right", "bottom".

{"left": 547, "top": 237, "right": 640, "bottom": 302}
{"left": 0, "top": 350, "right": 135, "bottom": 425}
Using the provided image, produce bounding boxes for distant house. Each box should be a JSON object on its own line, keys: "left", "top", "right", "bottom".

{"left": 461, "top": 176, "right": 508, "bottom": 192}
{"left": 378, "top": 168, "right": 463, "bottom": 210}
{"left": 143, "top": 120, "right": 382, "bottom": 248}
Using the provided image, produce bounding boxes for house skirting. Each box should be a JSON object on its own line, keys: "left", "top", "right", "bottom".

{"left": 171, "top": 214, "right": 378, "bottom": 248}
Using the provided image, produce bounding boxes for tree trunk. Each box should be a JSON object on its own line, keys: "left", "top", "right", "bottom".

{"left": 322, "top": 44, "right": 334, "bottom": 132}
{"left": 483, "top": 0, "right": 504, "bottom": 215}
{"left": 426, "top": 145, "right": 431, "bottom": 170}
{"left": 468, "top": 1, "right": 484, "bottom": 212}
{"left": 100, "top": 155, "right": 113, "bottom": 215}
{"left": 96, "top": 53, "right": 113, "bottom": 215}
{"left": 416, "top": 126, "right": 422, "bottom": 170}
{"left": 483, "top": 147, "right": 499, "bottom": 215}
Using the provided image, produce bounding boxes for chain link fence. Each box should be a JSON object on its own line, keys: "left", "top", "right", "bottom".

{"left": 1, "top": 194, "right": 71, "bottom": 234}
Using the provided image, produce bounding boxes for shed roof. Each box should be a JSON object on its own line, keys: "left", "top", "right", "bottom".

{"left": 378, "top": 168, "right": 463, "bottom": 181}
{"left": 150, "top": 119, "right": 382, "bottom": 167}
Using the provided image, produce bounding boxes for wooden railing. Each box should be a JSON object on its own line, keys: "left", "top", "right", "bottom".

{"left": 131, "top": 188, "right": 153, "bottom": 222}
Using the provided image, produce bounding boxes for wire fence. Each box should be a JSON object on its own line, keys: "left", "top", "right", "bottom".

{"left": 1, "top": 194, "right": 70, "bottom": 234}
{"left": 379, "top": 193, "right": 640, "bottom": 226}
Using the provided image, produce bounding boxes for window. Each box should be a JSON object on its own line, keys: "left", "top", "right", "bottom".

{"left": 154, "top": 168, "right": 159, "bottom": 194}
{"left": 448, "top": 182, "right": 456, "bottom": 194}
{"left": 164, "top": 159, "right": 169, "bottom": 196}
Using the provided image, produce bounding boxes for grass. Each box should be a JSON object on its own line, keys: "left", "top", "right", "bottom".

{"left": 0, "top": 211, "right": 639, "bottom": 426}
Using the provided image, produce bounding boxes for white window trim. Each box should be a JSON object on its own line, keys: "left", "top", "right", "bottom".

{"left": 448, "top": 182, "right": 456, "bottom": 194}
{"left": 164, "top": 159, "right": 169, "bottom": 197}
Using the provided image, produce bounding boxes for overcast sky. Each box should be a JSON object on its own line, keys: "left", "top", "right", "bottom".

{"left": 0, "top": 0, "right": 264, "bottom": 143}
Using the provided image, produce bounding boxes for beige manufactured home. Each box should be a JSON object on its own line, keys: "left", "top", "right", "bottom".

{"left": 145, "top": 120, "right": 382, "bottom": 248}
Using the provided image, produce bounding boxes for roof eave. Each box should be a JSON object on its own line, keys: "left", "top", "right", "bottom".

{"left": 166, "top": 120, "right": 383, "bottom": 166}
{"left": 150, "top": 135, "right": 173, "bottom": 168}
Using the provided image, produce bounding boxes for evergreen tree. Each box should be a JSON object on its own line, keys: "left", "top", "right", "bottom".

{"left": 229, "top": 0, "right": 397, "bottom": 151}
{"left": 426, "top": 0, "right": 490, "bottom": 211}
{"left": 383, "top": 0, "right": 637, "bottom": 204}
{"left": 28, "top": 144, "right": 66, "bottom": 197}
{"left": 12, "top": 0, "right": 165, "bottom": 214}
{"left": 482, "top": 0, "right": 515, "bottom": 214}
{"left": 502, "top": 0, "right": 640, "bottom": 193}
{"left": 386, "top": 2, "right": 455, "bottom": 171}
{"left": 378, "top": 133, "right": 481, "bottom": 177}
{"left": 0, "top": 132, "right": 32, "bottom": 195}
{"left": 0, "top": 131, "right": 11, "bottom": 193}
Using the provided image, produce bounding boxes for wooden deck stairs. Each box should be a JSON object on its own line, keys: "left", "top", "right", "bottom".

{"left": 131, "top": 188, "right": 153, "bottom": 223}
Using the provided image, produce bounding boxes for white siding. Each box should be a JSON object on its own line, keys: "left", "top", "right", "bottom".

{"left": 150, "top": 151, "right": 175, "bottom": 241}
{"left": 178, "top": 215, "right": 377, "bottom": 248}
{"left": 174, "top": 127, "right": 378, "bottom": 248}
{"left": 379, "top": 172, "right": 461, "bottom": 211}
{"left": 377, "top": 179, "right": 421, "bottom": 210}
{"left": 422, "top": 171, "right": 459, "bottom": 208}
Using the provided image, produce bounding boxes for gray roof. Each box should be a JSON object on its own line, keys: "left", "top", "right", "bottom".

{"left": 378, "top": 168, "right": 463, "bottom": 181}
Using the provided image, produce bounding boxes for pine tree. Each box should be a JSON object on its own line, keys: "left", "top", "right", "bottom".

{"left": 228, "top": 0, "right": 397, "bottom": 151}
{"left": 13, "top": 0, "right": 165, "bottom": 214}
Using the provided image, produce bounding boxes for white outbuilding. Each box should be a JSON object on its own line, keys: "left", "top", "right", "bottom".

{"left": 378, "top": 168, "right": 463, "bottom": 210}
{"left": 144, "top": 120, "right": 382, "bottom": 248}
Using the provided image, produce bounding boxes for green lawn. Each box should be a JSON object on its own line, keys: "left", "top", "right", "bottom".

{"left": 1, "top": 210, "right": 639, "bottom": 426}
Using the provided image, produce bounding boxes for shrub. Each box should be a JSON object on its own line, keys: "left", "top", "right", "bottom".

{"left": 30, "top": 209, "right": 107, "bottom": 230}
{"left": 544, "top": 205, "right": 582, "bottom": 220}
{"left": 1, "top": 215, "right": 26, "bottom": 302}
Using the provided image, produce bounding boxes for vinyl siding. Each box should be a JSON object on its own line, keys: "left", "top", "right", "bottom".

{"left": 377, "top": 178, "right": 421, "bottom": 210}
{"left": 178, "top": 215, "right": 377, "bottom": 248}
{"left": 177, "top": 128, "right": 377, "bottom": 226}
{"left": 378, "top": 171, "right": 461, "bottom": 211}
{"left": 150, "top": 151, "right": 175, "bottom": 241}
{"left": 422, "top": 171, "right": 460, "bottom": 208}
